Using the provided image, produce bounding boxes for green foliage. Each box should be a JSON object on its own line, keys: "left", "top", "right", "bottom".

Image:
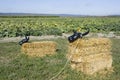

{"left": 0, "top": 17, "right": 120, "bottom": 37}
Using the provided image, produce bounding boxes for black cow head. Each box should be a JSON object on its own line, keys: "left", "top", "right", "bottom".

{"left": 19, "top": 36, "right": 29, "bottom": 45}
{"left": 68, "top": 28, "right": 90, "bottom": 43}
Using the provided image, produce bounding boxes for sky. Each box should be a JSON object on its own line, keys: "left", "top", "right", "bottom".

{"left": 0, "top": 0, "right": 120, "bottom": 15}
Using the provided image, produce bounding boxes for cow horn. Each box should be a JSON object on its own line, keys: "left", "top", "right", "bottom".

{"left": 82, "top": 28, "right": 90, "bottom": 36}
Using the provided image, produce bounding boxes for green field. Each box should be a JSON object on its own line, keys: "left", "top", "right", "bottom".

{"left": 0, "top": 16, "right": 120, "bottom": 80}
{"left": 0, "top": 38, "right": 120, "bottom": 80}
{"left": 0, "top": 16, "right": 120, "bottom": 37}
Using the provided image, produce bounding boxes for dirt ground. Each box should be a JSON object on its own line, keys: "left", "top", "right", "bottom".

{"left": 0, "top": 33, "right": 120, "bottom": 43}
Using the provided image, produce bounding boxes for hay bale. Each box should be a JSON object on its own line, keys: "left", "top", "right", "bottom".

{"left": 68, "top": 38, "right": 112, "bottom": 56}
{"left": 69, "top": 38, "right": 111, "bottom": 47}
{"left": 67, "top": 38, "right": 113, "bottom": 75}
{"left": 69, "top": 52, "right": 112, "bottom": 63}
{"left": 69, "top": 45, "right": 111, "bottom": 56}
{"left": 70, "top": 53, "right": 112, "bottom": 75}
{"left": 21, "top": 41, "right": 57, "bottom": 57}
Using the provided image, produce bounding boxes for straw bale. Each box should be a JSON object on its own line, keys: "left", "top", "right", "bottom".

{"left": 70, "top": 53, "right": 112, "bottom": 75}
{"left": 69, "top": 52, "right": 112, "bottom": 63}
{"left": 68, "top": 38, "right": 112, "bottom": 57}
{"left": 69, "top": 44, "right": 111, "bottom": 56}
{"left": 69, "top": 38, "right": 111, "bottom": 47}
{"left": 21, "top": 41, "right": 57, "bottom": 57}
{"left": 67, "top": 38, "right": 113, "bottom": 75}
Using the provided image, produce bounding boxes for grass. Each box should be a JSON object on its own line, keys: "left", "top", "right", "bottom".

{"left": 0, "top": 38, "right": 120, "bottom": 80}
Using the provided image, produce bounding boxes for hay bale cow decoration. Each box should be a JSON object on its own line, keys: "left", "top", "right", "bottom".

{"left": 67, "top": 28, "right": 113, "bottom": 75}
{"left": 18, "top": 34, "right": 57, "bottom": 57}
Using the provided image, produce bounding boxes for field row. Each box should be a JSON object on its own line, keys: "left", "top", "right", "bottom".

{"left": 0, "top": 17, "right": 120, "bottom": 37}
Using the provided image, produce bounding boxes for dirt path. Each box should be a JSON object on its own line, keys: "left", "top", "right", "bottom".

{"left": 0, "top": 33, "right": 120, "bottom": 43}
{"left": 0, "top": 35, "right": 66, "bottom": 43}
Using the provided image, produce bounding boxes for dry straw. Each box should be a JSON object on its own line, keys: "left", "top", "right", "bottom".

{"left": 67, "top": 38, "right": 113, "bottom": 75}
{"left": 69, "top": 44, "right": 111, "bottom": 56}
{"left": 69, "top": 38, "right": 111, "bottom": 47}
{"left": 21, "top": 41, "right": 57, "bottom": 57}
{"left": 71, "top": 53, "right": 112, "bottom": 75}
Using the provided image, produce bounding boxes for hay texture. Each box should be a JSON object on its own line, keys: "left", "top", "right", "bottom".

{"left": 67, "top": 38, "right": 113, "bottom": 75}
{"left": 21, "top": 41, "right": 57, "bottom": 57}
